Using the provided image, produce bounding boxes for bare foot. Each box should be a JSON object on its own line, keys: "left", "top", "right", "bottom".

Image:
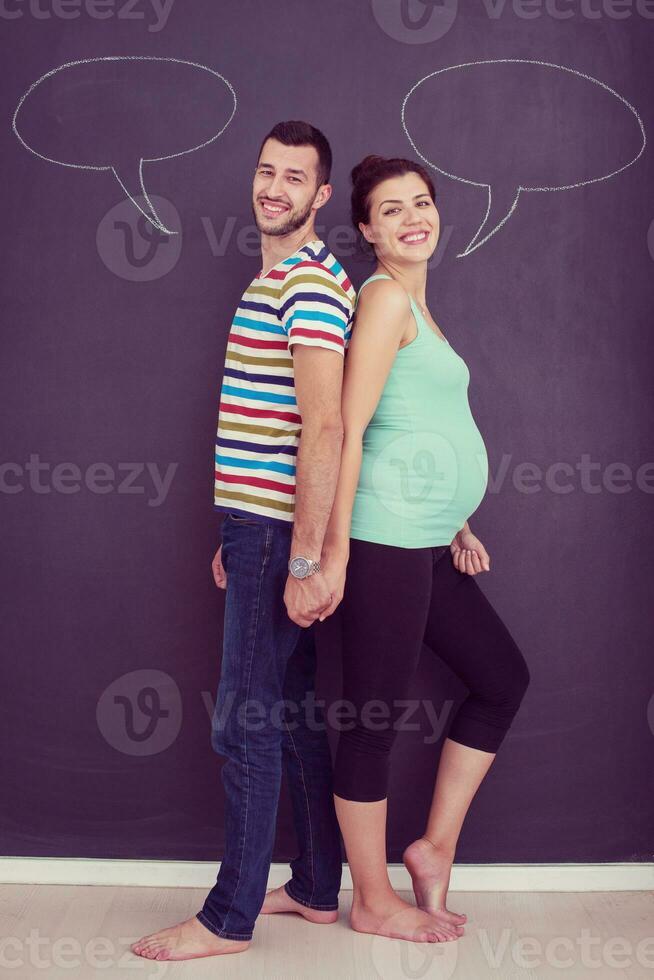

{"left": 351, "top": 892, "right": 462, "bottom": 943}
{"left": 403, "top": 837, "right": 467, "bottom": 926}
{"left": 259, "top": 883, "right": 338, "bottom": 923}
{"left": 131, "top": 914, "right": 249, "bottom": 961}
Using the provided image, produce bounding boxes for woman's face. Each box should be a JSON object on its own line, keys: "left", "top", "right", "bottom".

{"left": 360, "top": 172, "right": 439, "bottom": 265}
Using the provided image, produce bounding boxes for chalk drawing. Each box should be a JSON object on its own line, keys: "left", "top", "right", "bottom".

{"left": 12, "top": 56, "right": 237, "bottom": 235}
{"left": 401, "top": 59, "right": 646, "bottom": 257}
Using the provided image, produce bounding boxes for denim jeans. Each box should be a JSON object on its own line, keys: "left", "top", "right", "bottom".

{"left": 196, "top": 513, "right": 343, "bottom": 941}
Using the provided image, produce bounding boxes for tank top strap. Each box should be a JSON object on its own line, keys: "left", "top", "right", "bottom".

{"left": 355, "top": 272, "right": 393, "bottom": 307}
{"left": 357, "top": 273, "right": 420, "bottom": 311}
{"left": 356, "top": 273, "right": 424, "bottom": 336}
{"left": 360, "top": 273, "right": 393, "bottom": 288}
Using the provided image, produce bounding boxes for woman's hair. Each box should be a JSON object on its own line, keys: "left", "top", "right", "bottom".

{"left": 351, "top": 155, "right": 436, "bottom": 256}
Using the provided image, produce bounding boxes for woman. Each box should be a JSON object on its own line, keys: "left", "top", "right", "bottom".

{"left": 319, "top": 156, "right": 531, "bottom": 944}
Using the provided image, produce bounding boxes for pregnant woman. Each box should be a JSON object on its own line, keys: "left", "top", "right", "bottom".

{"left": 319, "top": 155, "right": 531, "bottom": 944}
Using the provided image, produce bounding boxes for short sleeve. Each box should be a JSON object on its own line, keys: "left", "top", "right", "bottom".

{"left": 279, "top": 262, "right": 353, "bottom": 356}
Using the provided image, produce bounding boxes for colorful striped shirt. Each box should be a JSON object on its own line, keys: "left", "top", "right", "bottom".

{"left": 213, "top": 239, "right": 355, "bottom": 525}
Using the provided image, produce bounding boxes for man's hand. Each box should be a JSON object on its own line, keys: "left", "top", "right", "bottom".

{"left": 212, "top": 545, "right": 226, "bottom": 589}
{"left": 284, "top": 571, "right": 332, "bottom": 627}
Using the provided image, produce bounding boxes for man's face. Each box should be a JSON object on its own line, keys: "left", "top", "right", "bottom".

{"left": 252, "top": 138, "right": 323, "bottom": 237}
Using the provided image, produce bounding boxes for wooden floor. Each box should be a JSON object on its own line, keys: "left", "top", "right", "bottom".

{"left": 1, "top": 884, "right": 652, "bottom": 978}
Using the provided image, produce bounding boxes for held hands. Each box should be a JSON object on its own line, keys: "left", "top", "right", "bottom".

{"left": 284, "top": 546, "right": 349, "bottom": 626}
{"left": 213, "top": 539, "right": 342, "bottom": 627}
{"left": 284, "top": 570, "right": 333, "bottom": 628}
{"left": 450, "top": 529, "right": 490, "bottom": 575}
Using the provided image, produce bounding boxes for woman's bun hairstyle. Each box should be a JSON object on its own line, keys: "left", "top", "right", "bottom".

{"left": 350, "top": 155, "right": 436, "bottom": 258}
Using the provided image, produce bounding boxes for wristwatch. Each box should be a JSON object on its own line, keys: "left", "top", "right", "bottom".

{"left": 288, "top": 555, "right": 321, "bottom": 579}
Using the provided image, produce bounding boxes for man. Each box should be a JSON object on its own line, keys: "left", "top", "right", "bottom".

{"left": 132, "top": 120, "right": 356, "bottom": 961}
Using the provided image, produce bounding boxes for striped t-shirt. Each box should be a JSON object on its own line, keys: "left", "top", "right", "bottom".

{"left": 213, "top": 239, "right": 356, "bottom": 525}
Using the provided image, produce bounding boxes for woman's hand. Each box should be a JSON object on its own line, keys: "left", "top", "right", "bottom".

{"left": 450, "top": 529, "right": 490, "bottom": 575}
{"left": 317, "top": 546, "right": 349, "bottom": 620}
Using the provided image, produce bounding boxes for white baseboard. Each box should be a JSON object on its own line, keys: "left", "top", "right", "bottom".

{"left": 1, "top": 858, "right": 652, "bottom": 892}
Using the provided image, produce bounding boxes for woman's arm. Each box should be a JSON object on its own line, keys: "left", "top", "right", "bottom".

{"left": 322, "top": 279, "right": 411, "bottom": 559}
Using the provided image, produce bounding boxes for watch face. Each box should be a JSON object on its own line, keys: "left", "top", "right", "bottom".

{"left": 290, "top": 556, "right": 310, "bottom": 579}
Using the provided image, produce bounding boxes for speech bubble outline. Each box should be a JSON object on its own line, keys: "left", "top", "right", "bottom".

{"left": 12, "top": 55, "right": 237, "bottom": 235}
{"left": 401, "top": 58, "right": 647, "bottom": 257}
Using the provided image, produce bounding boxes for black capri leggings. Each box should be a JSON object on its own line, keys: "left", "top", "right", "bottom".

{"left": 332, "top": 538, "right": 531, "bottom": 802}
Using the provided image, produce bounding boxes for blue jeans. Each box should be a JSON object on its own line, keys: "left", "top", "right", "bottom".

{"left": 196, "top": 513, "right": 343, "bottom": 941}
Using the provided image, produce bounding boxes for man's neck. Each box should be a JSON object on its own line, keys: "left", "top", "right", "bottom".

{"left": 260, "top": 225, "right": 320, "bottom": 277}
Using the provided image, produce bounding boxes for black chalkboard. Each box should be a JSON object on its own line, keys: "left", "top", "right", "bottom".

{"left": 1, "top": 0, "right": 653, "bottom": 868}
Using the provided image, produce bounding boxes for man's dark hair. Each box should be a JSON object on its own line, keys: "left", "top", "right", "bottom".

{"left": 257, "top": 120, "right": 332, "bottom": 188}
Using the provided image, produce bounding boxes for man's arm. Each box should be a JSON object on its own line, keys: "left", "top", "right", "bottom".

{"left": 283, "top": 344, "right": 344, "bottom": 626}
{"left": 291, "top": 344, "right": 345, "bottom": 559}
{"left": 277, "top": 261, "right": 353, "bottom": 625}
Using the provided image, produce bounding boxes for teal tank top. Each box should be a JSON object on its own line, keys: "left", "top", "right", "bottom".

{"left": 349, "top": 273, "right": 489, "bottom": 548}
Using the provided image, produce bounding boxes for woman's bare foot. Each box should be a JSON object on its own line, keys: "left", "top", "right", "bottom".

{"left": 131, "top": 914, "right": 249, "bottom": 961}
{"left": 351, "top": 892, "right": 462, "bottom": 943}
{"left": 259, "top": 883, "right": 338, "bottom": 923}
{"left": 403, "top": 837, "right": 467, "bottom": 926}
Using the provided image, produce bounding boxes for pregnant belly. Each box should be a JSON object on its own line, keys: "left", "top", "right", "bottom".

{"left": 359, "top": 422, "right": 488, "bottom": 526}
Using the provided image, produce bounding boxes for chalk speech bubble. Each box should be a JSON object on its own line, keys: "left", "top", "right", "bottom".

{"left": 402, "top": 59, "right": 646, "bottom": 257}
{"left": 12, "top": 56, "right": 237, "bottom": 234}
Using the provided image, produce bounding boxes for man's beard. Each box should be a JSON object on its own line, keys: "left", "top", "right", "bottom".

{"left": 252, "top": 197, "right": 315, "bottom": 237}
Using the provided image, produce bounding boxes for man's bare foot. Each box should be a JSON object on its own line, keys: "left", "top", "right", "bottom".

{"left": 259, "top": 883, "right": 338, "bottom": 923}
{"left": 131, "top": 914, "right": 249, "bottom": 961}
{"left": 403, "top": 837, "right": 467, "bottom": 925}
{"left": 351, "top": 892, "right": 463, "bottom": 943}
